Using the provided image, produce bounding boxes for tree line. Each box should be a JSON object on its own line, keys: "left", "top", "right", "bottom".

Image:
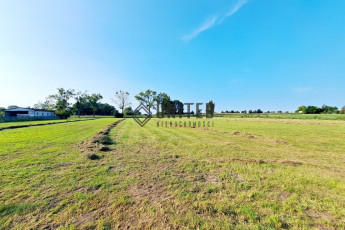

{"left": 0, "top": 88, "right": 205, "bottom": 118}
{"left": 3, "top": 90, "right": 343, "bottom": 117}
{"left": 221, "top": 109, "right": 287, "bottom": 114}
{"left": 296, "top": 105, "right": 345, "bottom": 114}
{"left": 220, "top": 104, "right": 345, "bottom": 114}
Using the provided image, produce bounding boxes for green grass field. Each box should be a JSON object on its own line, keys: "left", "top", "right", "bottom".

{"left": 0, "top": 117, "right": 96, "bottom": 129}
{"left": 214, "top": 113, "right": 345, "bottom": 121}
{"left": 0, "top": 117, "right": 345, "bottom": 229}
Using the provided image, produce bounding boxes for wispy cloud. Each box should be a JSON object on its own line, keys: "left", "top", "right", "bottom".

{"left": 182, "top": 0, "right": 248, "bottom": 41}
{"left": 226, "top": 0, "right": 248, "bottom": 17}
{"left": 182, "top": 16, "right": 218, "bottom": 42}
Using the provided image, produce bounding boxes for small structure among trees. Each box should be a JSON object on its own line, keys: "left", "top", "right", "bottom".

{"left": 3, "top": 108, "right": 56, "bottom": 120}
{"left": 296, "top": 105, "right": 340, "bottom": 114}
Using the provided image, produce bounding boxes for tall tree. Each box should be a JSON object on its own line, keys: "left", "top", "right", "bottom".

{"left": 135, "top": 90, "right": 157, "bottom": 113}
{"left": 296, "top": 105, "right": 307, "bottom": 114}
{"left": 33, "top": 98, "right": 54, "bottom": 110}
{"left": 74, "top": 91, "right": 89, "bottom": 118}
{"left": 321, "top": 104, "right": 338, "bottom": 114}
{"left": 99, "top": 103, "right": 115, "bottom": 115}
{"left": 49, "top": 88, "right": 75, "bottom": 118}
{"left": 124, "top": 106, "right": 134, "bottom": 116}
{"left": 206, "top": 100, "right": 215, "bottom": 118}
{"left": 112, "top": 91, "right": 131, "bottom": 115}
{"left": 155, "top": 92, "right": 170, "bottom": 115}
{"left": 257, "top": 109, "right": 263, "bottom": 113}
{"left": 173, "top": 99, "right": 184, "bottom": 115}
{"left": 306, "top": 106, "right": 320, "bottom": 114}
{"left": 87, "top": 93, "right": 103, "bottom": 118}
{"left": 0, "top": 107, "right": 5, "bottom": 117}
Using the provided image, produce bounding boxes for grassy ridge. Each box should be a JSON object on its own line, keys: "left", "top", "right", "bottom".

{"left": 0, "top": 118, "right": 344, "bottom": 229}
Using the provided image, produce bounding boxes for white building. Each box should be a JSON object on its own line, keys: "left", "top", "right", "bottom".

{"left": 4, "top": 108, "right": 55, "bottom": 118}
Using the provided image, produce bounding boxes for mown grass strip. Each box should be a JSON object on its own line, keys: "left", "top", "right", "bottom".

{"left": 0, "top": 118, "right": 98, "bottom": 131}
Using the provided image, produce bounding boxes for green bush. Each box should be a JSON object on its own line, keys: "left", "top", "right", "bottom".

{"left": 113, "top": 110, "right": 123, "bottom": 118}
{"left": 55, "top": 110, "right": 71, "bottom": 119}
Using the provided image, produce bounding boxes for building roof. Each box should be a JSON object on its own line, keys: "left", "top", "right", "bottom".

{"left": 5, "top": 107, "right": 54, "bottom": 112}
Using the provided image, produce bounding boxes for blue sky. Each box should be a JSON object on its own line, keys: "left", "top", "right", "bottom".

{"left": 1, "top": 0, "right": 345, "bottom": 112}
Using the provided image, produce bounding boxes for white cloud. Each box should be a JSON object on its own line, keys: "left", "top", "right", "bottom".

{"left": 226, "top": 0, "right": 248, "bottom": 17}
{"left": 182, "top": 0, "right": 248, "bottom": 41}
{"left": 182, "top": 16, "right": 218, "bottom": 42}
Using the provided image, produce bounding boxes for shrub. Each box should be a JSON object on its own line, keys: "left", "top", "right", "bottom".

{"left": 55, "top": 110, "right": 71, "bottom": 119}
{"left": 124, "top": 107, "right": 134, "bottom": 116}
{"left": 114, "top": 113, "right": 124, "bottom": 118}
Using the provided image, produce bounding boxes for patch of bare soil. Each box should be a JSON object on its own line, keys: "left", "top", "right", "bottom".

{"left": 306, "top": 209, "right": 335, "bottom": 229}
{"left": 232, "top": 131, "right": 255, "bottom": 139}
{"left": 232, "top": 131, "right": 289, "bottom": 144}
{"left": 203, "top": 172, "right": 245, "bottom": 183}
{"left": 205, "top": 174, "right": 220, "bottom": 183}
{"left": 129, "top": 183, "right": 171, "bottom": 205}
{"left": 201, "top": 127, "right": 228, "bottom": 133}
{"left": 273, "top": 159, "right": 303, "bottom": 166}
{"left": 228, "top": 158, "right": 266, "bottom": 164}
{"left": 203, "top": 157, "right": 303, "bottom": 167}
{"left": 71, "top": 207, "right": 108, "bottom": 228}
{"left": 181, "top": 127, "right": 289, "bottom": 145}
{"left": 107, "top": 166, "right": 126, "bottom": 171}
{"left": 78, "top": 119, "right": 124, "bottom": 159}
{"left": 278, "top": 191, "right": 290, "bottom": 200}
{"left": 119, "top": 180, "right": 174, "bottom": 229}
{"left": 232, "top": 158, "right": 303, "bottom": 166}
{"left": 231, "top": 172, "right": 246, "bottom": 183}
